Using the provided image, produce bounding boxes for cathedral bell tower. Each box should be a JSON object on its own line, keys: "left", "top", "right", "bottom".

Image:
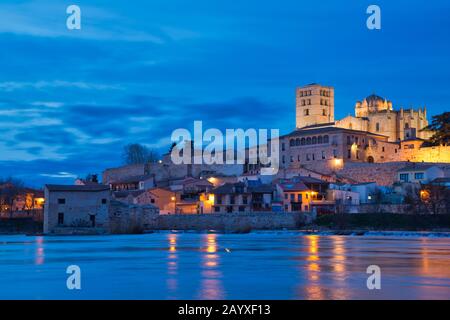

{"left": 296, "top": 84, "right": 334, "bottom": 129}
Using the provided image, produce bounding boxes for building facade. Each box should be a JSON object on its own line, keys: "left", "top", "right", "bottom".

{"left": 44, "top": 185, "right": 111, "bottom": 234}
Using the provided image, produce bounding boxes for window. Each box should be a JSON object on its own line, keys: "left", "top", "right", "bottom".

{"left": 101, "top": 199, "right": 107, "bottom": 204}
{"left": 312, "top": 154, "right": 315, "bottom": 160}
{"left": 301, "top": 138, "right": 306, "bottom": 145}
{"left": 305, "top": 193, "right": 309, "bottom": 199}
{"left": 322, "top": 109, "right": 327, "bottom": 116}
{"left": 282, "top": 155, "right": 285, "bottom": 164}
{"left": 298, "top": 155, "right": 300, "bottom": 162}
{"left": 347, "top": 136, "right": 351, "bottom": 145}
{"left": 281, "top": 143, "right": 285, "bottom": 151}
{"left": 284, "top": 194, "right": 288, "bottom": 200}
{"left": 214, "top": 206, "right": 220, "bottom": 213}
{"left": 216, "top": 195, "right": 222, "bottom": 205}
{"left": 304, "top": 109, "right": 309, "bottom": 116}
{"left": 226, "top": 206, "right": 233, "bottom": 213}
{"left": 290, "top": 194, "right": 295, "bottom": 201}
{"left": 290, "top": 139, "right": 295, "bottom": 146}
{"left": 58, "top": 213, "right": 64, "bottom": 225}
{"left": 301, "top": 100, "right": 305, "bottom": 106}
{"left": 306, "top": 137, "right": 312, "bottom": 145}
{"left": 151, "top": 199, "right": 155, "bottom": 204}
{"left": 323, "top": 135, "right": 329, "bottom": 143}
{"left": 297, "top": 194, "right": 302, "bottom": 202}
{"left": 382, "top": 147, "right": 385, "bottom": 152}
{"left": 238, "top": 206, "right": 245, "bottom": 212}
{"left": 290, "top": 156, "right": 293, "bottom": 163}
{"left": 333, "top": 149, "right": 338, "bottom": 158}
{"left": 415, "top": 172, "right": 424, "bottom": 180}
{"left": 312, "top": 136, "right": 317, "bottom": 144}
{"left": 295, "top": 138, "right": 300, "bottom": 146}
{"left": 399, "top": 173, "right": 409, "bottom": 182}
{"left": 58, "top": 198, "right": 65, "bottom": 204}
{"left": 318, "top": 136, "right": 323, "bottom": 144}
{"left": 242, "top": 195, "right": 248, "bottom": 205}
{"left": 307, "top": 99, "right": 311, "bottom": 105}
{"left": 347, "top": 149, "right": 351, "bottom": 159}
{"left": 322, "top": 151, "right": 326, "bottom": 159}
{"left": 284, "top": 204, "right": 288, "bottom": 210}
{"left": 376, "top": 123, "right": 380, "bottom": 132}
{"left": 230, "top": 195, "right": 235, "bottom": 205}
{"left": 306, "top": 154, "right": 310, "bottom": 161}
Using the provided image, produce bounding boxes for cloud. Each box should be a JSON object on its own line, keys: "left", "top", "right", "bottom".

{"left": 0, "top": 1, "right": 165, "bottom": 43}
{"left": 0, "top": 80, "right": 122, "bottom": 92}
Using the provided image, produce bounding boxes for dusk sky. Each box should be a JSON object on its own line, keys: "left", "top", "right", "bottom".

{"left": 0, "top": 0, "right": 449, "bottom": 187}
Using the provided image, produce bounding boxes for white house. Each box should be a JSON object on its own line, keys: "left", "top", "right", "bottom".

{"left": 397, "top": 164, "right": 445, "bottom": 184}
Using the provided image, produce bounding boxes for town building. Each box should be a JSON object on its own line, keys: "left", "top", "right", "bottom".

{"left": 209, "top": 181, "right": 275, "bottom": 213}
{"left": 397, "top": 164, "right": 445, "bottom": 184}
{"left": 44, "top": 184, "right": 111, "bottom": 234}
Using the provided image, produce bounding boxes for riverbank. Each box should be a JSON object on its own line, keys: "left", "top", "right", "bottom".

{"left": 2, "top": 213, "right": 450, "bottom": 236}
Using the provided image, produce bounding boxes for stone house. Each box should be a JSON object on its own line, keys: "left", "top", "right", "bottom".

{"left": 209, "top": 181, "right": 275, "bottom": 213}
{"left": 44, "top": 184, "right": 111, "bottom": 234}
{"left": 275, "top": 176, "right": 332, "bottom": 212}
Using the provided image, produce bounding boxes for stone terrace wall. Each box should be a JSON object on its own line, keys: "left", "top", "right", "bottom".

{"left": 336, "top": 162, "right": 411, "bottom": 186}
{"left": 146, "top": 212, "right": 311, "bottom": 231}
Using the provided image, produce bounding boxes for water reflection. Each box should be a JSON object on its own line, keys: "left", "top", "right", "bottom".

{"left": 34, "top": 236, "right": 45, "bottom": 265}
{"left": 304, "top": 235, "right": 324, "bottom": 299}
{"left": 330, "top": 236, "right": 349, "bottom": 299}
{"left": 198, "top": 234, "right": 224, "bottom": 299}
{"left": 166, "top": 234, "right": 178, "bottom": 298}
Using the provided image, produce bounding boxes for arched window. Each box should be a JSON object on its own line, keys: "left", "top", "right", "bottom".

{"left": 312, "top": 136, "right": 317, "bottom": 144}
{"left": 306, "top": 137, "right": 312, "bottom": 145}
{"left": 367, "top": 156, "right": 375, "bottom": 163}
{"left": 295, "top": 138, "right": 300, "bottom": 146}
{"left": 318, "top": 136, "right": 323, "bottom": 144}
{"left": 324, "top": 135, "right": 329, "bottom": 143}
{"left": 290, "top": 139, "right": 295, "bottom": 147}
{"left": 301, "top": 138, "right": 306, "bottom": 145}
{"left": 405, "top": 123, "right": 410, "bottom": 129}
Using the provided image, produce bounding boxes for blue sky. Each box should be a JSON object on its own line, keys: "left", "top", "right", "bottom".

{"left": 0, "top": 0, "right": 449, "bottom": 187}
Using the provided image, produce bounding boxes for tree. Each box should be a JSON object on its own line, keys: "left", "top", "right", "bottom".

{"left": 122, "top": 143, "right": 159, "bottom": 165}
{"left": 85, "top": 173, "right": 99, "bottom": 183}
{"left": 421, "top": 112, "right": 450, "bottom": 146}
{"left": 0, "top": 177, "right": 25, "bottom": 218}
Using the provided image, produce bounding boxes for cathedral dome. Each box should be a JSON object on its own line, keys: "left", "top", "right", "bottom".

{"left": 365, "top": 94, "right": 385, "bottom": 105}
{"left": 364, "top": 94, "right": 391, "bottom": 111}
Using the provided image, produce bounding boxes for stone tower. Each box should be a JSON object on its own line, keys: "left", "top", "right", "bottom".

{"left": 296, "top": 84, "right": 334, "bottom": 129}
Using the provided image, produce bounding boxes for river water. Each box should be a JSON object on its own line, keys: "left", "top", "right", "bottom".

{"left": 0, "top": 232, "right": 449, "bottom": 299}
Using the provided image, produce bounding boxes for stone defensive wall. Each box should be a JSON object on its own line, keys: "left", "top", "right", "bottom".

{"left": 146, "top": 212, "right": 313, "bottom": 232}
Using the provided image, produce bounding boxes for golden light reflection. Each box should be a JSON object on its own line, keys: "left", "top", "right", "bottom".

{"left": 329, "top": 236, "right": 349, "bottom": 300}
{"left": 304, "top": 235, "right": 324, "bottom": 300}
{"left": 166, "top": 234, "right": 178, "bottom": 298}
{"left": 34, "top": 236, "right": 44, "bottom": 265}
{"left": 199, "top": 234, "right": 224, "bottom": 299}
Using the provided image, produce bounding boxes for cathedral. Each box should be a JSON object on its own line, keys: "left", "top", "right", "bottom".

{"left": 295, "top": 83, "right": 432, "bottom": 142}
{"left": 269, "top": 83, "right": 450, "bottom": 175}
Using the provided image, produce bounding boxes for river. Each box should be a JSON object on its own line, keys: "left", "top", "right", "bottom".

{"left": 0, "top": 232, "right": 449, "bottom": 299}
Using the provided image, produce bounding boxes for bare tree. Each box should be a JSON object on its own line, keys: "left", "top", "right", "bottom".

{"left": 122, "top": 143, "right": 159, "bottom": 165}
{"left": 0, "top": 177, "right": 25, "bottom": 218}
